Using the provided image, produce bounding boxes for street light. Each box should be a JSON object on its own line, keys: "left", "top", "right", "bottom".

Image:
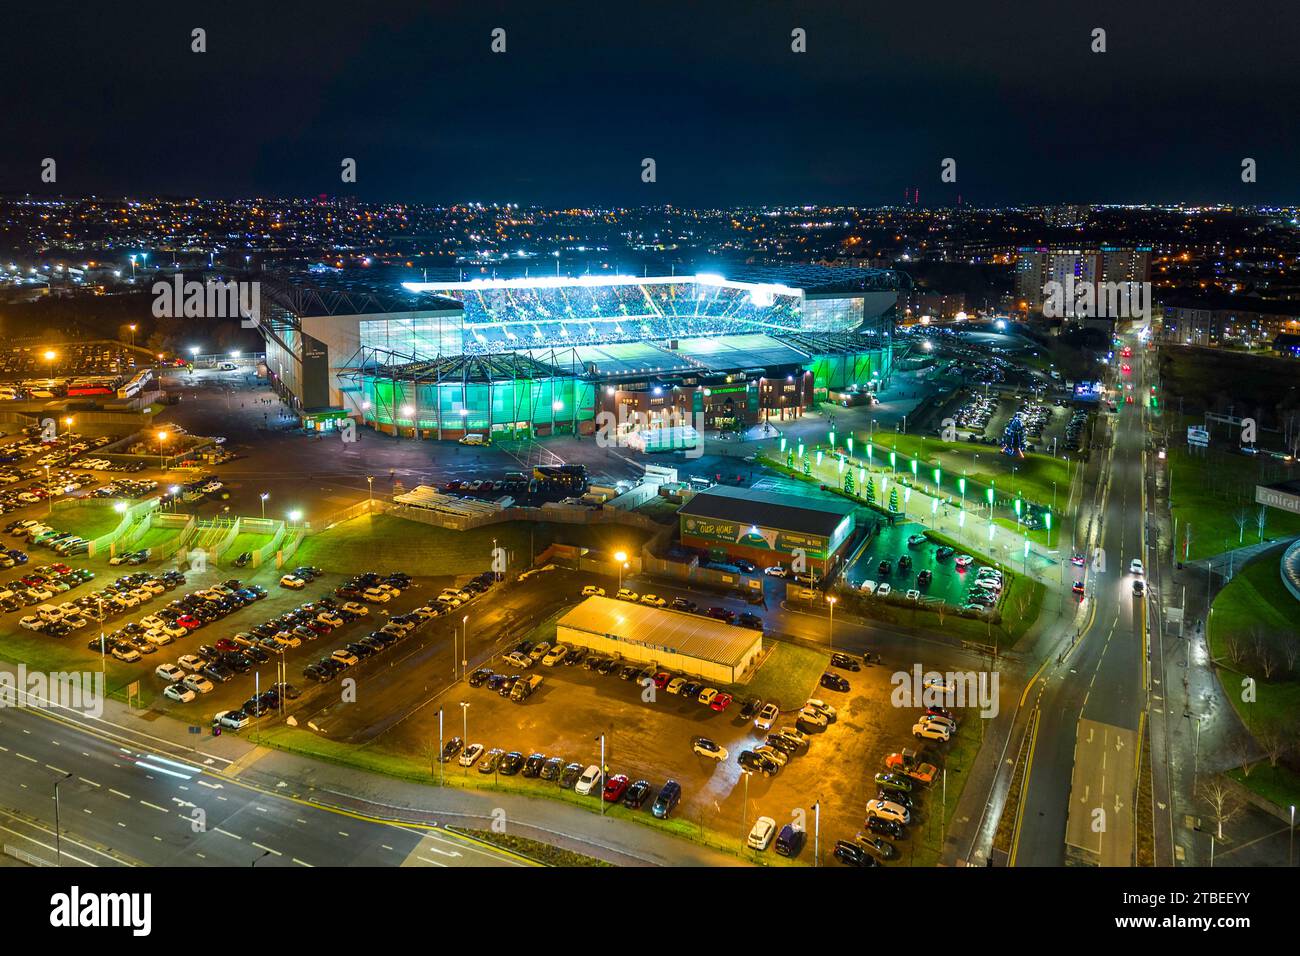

{"left": 366, "top": 475, "right": 374, "bottom": 504}
{"left": 53, "top": 770, "right": 73, "bottom": 865}
{"left": 459, "top": 702, "right": 470, "bottom": 772}
{"left": 157, "top": 430, "right": 169, "bottom": 470}
{"left": 614, "top": 550, "right": 628, "bottom": 589}
{"left": 259, "top": 492, "right": 269, "bottom": 520}
{"left": 826, "top": 595, "right": 836, "bottom": 651}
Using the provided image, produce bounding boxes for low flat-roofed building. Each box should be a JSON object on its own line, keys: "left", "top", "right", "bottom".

{"left": 678, "top": 484, "right": 857, "bottom": 575}
{"left": 556, "top": 596, "right": 762, "bottom": 684}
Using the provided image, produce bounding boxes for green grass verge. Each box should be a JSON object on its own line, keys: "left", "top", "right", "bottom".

{"left": 1226, "top": 764, "right": 1300, "bottom": 809}
{"left": 1207, "top": 554, "right": 1300, "bottom": 798}
{"left": 222, "top": 531, "right": 276, "bottom": 559}
{"left": 1166, "top": 432, "right": 1300, "bottom": 562}
{"left": 294, "top": 513, "right": 654, "bottom": 578}
{"left": 737, "top": 641, "right": 826, "bottom": 709}
{"left": 55, "top": 504, "right": 128, "bottom": 541}
{"left": 455, "top": 828, "right": 606, "bottom": 866}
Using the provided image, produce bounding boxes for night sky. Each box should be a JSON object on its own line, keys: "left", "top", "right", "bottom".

{"left": 3, "top": 0, "right": 1297, "bottom": 206}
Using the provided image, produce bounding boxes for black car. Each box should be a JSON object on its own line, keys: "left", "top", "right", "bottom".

{"left": 345, "top": 641, "right": 376, "bottom": 659}
{"left": 563, "top": 646, "right": 587, "bottom": 666}
{"left": 497, "top": 675, "right": 520, "bottom": 697}
{"left": 820, "top": 672, "right": 851, "bottom": 693}
{"left": 596, "top": 658, "right": 619, "bottom": 676}
{"left": 618, "top": 664, "right": 640, "bottom": 681}
{"left": 833, "top": 840, "right": 878, "bottom": 867}
{"left": 272, "top": 682, "right": 301, "bottom": 700}
{"left": 497, "top": 751, "right": 525, "bottom": 776}
{"left": 303, "top": 663, "right": 333, "bottom": 683}
{"left": 734, "top": 559, "right": 756, "bottom": 573}
{"left": 738, "top": 697, "right": 763, "bottom": 720}
{"left": 522, "top": 753, "right": 547, "bottom": 777}
{"left": 737, "top": 750, "right": 779, "bottom": 775}
{"left": 440, "top": 737, "right": 464, "bottom": 762}
{"left": 201, "top": 662, "right": 233, "bottom": 683}
{"left": 670, "top": 597, "right": 697, "bottom": 613}
{"left": 680, "top": 680, "right": 703, "bottom": 699}
{"left": 559, "top": 762, "right": 584, "bottom": 789}
{"left": 917, "top": 569, "right": 932, "bottom": 586}
{"left": 878, "top": 560, "right": 892, "bottom": 576}
{"left": 623, "top": 779, "right": 652, "bottom": 809}
{"left": 540, "top": 756, "right": 566, "bottom": 781}
{"left": 242, "top": 646, "right": 271, "bottom": 664}
{"left": 583, "top": 655, "right": 604, "bottom": 671}
{"left": 830, "top": 652, "right": 861, "bottom": 672}
{"left": 737, "top": 612, "right": 763, "bottom": 630}
{"left": 864, "top": 816, "right": 904, "bottom": 840}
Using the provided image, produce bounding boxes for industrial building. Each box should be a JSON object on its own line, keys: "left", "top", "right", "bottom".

{"left": 556, "top": 596, "right": 763, "bottom": 684}
{"left": 678, "top": 484, "right": 858, "bottom": 576}
{"left": 254, "top": 268, "right": 899, "bottom": 440}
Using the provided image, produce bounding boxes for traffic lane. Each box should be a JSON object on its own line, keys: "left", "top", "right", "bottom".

{"left": 0, "top": 705, "right": 516, "bottom": 867}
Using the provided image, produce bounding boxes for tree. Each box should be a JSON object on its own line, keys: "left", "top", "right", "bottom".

{"left": 1256, "top": 505, "right": 1268, "bottom": 542}
{"left": 843, "top": 468, "right": 855, "bottom": 496}
{"left": 1234, "top": 507, "right": 1249, "bottom": 544}
{"left": 865, "top": 475, "right": 876, "bottom": 504}
{"left": 888, "top": 486, "right": 900, "bottom": 513}
{"left": 1197, "top": 778, "right": 1241, "bottom": 840}
{"left": 786, "top": 450, "right": 794, "bottom": 470}
{"left": 802, "top": 455, "right": 811, "bottom": 477}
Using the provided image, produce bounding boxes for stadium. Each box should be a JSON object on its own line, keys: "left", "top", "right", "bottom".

{"left": 257, "top": 266, "right": 900, "bottom": 441}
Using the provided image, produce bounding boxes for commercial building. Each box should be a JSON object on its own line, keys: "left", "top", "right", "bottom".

{"left": 678, "top": 484, "right": 857, "bottom": 575}
{"left": 1158, "top": 294, "right": 1300, "bottom": 348}
{"left": 556, "top": 596, "right": 763, "bottom": 684}
{"left": 1015, "top": 245, "right": 1152, "bottom": 320}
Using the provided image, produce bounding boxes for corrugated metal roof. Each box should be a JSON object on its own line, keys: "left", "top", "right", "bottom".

{"left": 679, "top": 484, "right": 856, "bottom": 537}
{"left": 558, "top": 596, "right": 761, "bottom": 665}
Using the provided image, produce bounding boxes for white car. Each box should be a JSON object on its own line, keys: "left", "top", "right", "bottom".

{"left": 866, "top": 799, "right": 911, "bottom": 825}
{"left": 143, "top": 630, "right": 173, "bottom": 646}
{"left": 458, "top": 743, "right": 485, "bottom": 767}
{"left": 542, "top": 645, "right": 569, "bottom": 666}
{"left": 859, "top": 579, "right": 878, "bottom": 594}
{"left": 923, "top": 676, "right": 956, "bottom": 695}
{"left": 763, "top": 565, "right": 788, "bottom": 578}
{"left": 639, "top": 594, "right": 666, "bottom": 607}
{"left": 746, "top": 816, "right": 778, "bottom": 851}
{"left": 212, "top": 710, "right": 250, "bottom": 730}
{"left": 163, "top": 683, "right": 196, "bottom": 703}
{"left": 798, "top": 707, "right": 829, "bottom": 727}
{"left": 279, "top": 575, "right": 305, "bottom": 590}
{"left": 272, "top": 631, "right": 302, "bottom": 649}
{"left": 913, "top": 720, "right": 952, "bottom": 741}
{"left": 754, "top": 702, "right": 780, "bottom": 731}
{"left": 502, "top": 651, "right": 532, "bottom": 669}
{"left": 316, "top": 613, "right": 344, "bottom": 627}
{"left": 342, "top": 601, "right": 369, "bottom": 616}
{"left": 362, "top": 587, "right": 391, "bottom": 603}
{"left": 805, "top": 699, "right": 838, "bottom": 721}
{"left": 111, "top": 645, "right": 141, "bottom": 662}
{"left": 691, "top": 737, "right": 729, "bottom": 761}
{"left": 435, "top": 591, "right": 462, "bottom": 607}
{"left": 575, "top": 765, "right": 603, "bottom": 795}
{"left": 581, "top": 585, "right": 606, "bottom": 597}
{"left": 906, "top": 589, "right": 921, "bottom": 601}
{"left": 176, "top": 654, "right": 205, "bottom": 670}
{"left": 154, "top": 663, "right": 187, "bottom": 682}
{"left": 181, "top": 673, "right": 214, "bottom": 694}
{"left": 955, "top": 554, "right": 974, "bottom": 569}
{"left": 18, "top": 615, "right": 44, "bottom": 630}
{"left": 875, "top": 583, "right": 892, "bottom": 597}
{"left": 615, "top": 588, "right": 639, "bottom": 602}
{"left": 1130, "top": 559, "right": 1144, "bottom": 576}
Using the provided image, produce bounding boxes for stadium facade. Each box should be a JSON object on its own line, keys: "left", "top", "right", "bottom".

{"left": 257, "top": 267, "right": 898, "bottom": 440}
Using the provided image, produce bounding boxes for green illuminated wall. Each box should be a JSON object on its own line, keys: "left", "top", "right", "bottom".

{"left": 808, "top": 347, "right": 891, "bottom": 392}
{"left": 360, "top": 375, "right": 596, "bottom": 434}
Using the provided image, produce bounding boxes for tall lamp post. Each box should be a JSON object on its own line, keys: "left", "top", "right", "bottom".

{"left": 367, "top": 475, "right": 374, "bottom": 505}
{"left": 157, "top": 430, "right": 169, "bottom": 471}
{"left": 459, "top": 702, "right": 470, "bottom": 773}
{"left": 826, "top": 595, "right": 836, "bottom": 652}
{"left": 53, "top": 770, "right": 72, "bottom": 865}
{"left": 259, "top": 492, "right": 269, "bottom": 520}
{"left": 614, "top": 551, "right": 628, "bottom": 590}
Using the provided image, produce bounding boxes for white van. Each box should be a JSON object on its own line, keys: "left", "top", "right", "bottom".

{"left": 458, "top": 433, "right": 486, "bottom": 446}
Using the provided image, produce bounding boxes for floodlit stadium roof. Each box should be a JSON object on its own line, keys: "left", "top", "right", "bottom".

{"left": 558, "top": 596, "right": 761, "bottom": 667}
{"left": 680, "top": 484, "right": 856, "bottom": 537}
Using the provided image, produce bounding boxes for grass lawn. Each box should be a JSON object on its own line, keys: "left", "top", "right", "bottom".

{"left": 55, "top": 503, "right": 129, "bottom": 541}
{"left": 222, "top": 531, "right": 276, "bottom": 558}
{"left": 736, "top": 641, "right": 826, "bottom": 709}
{"left": 844, "top": 431, "right": 1075, "bottom": 510}
{"left": 134, "top": 525, "right": 185, "bottom": 552}
{"left": 294, "top": 514, "right": 655, "bottom": 578}
{"left": 1166, "top": 426, "right": 1300, "bottom": 562}
{"left": 1207, "top": 552, "right": 1300, "bottom": 808}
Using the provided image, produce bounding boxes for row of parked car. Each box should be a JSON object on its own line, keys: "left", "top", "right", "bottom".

{"left": 6, "top": 518, "right": 91, "bottom": 557}
{"left": 4, "top": 566, "right": 97, "bottom": 633}
{"left": 591, "top": 586, "right": 764, "bottom": 630}
{"left": 0, "top": 470, "right": 100, "bottom": 514}
{"left": 833, "top": 702, "right": 960, "bottom": 866}
{"left": 1, "top": 430, "right": 115, "bottom": 467}
{"left": 70, "top": 457, "right": 149, "bottom": 473}
{"left": 92, "top": 478, "right": 158, "bottom": 499}
{"left": 440, "top": 737, "right": 685, "bottom": 819}
{"left": 86, "top": 574, "right": 253, "bottom": 661}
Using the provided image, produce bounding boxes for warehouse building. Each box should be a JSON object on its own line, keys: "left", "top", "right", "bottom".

{"left": 556, "top": 596, "right": 763, "bottom": 684}
{"left": 678, "top": 484, "right": 857, "bottom": 576}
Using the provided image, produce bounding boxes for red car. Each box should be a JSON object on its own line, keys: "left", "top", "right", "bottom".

{"left": 602, "top": 773, "right": 629, "bottom": 803}
{"left": 709, "top": 692, "right": 733, "bottom": 712}
{"left": 1072, "top": 581, "right": 1086, "bottom": 596}
{"left": 653, "top": 671, "right": 672, "bottom": 689}
{"left": 176, "top": 615, "right": 201, "bottom": 630}
{"left": 48, "top": 563, "right": 70, "bottom": 573}
{"left": 215, "top": 638, "right": 240, "bottom": 652}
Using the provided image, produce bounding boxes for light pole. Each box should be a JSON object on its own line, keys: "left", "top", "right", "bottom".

{"left": 614, "top": 550, "right": 628, "bottom": 590}
{"left": 259, "top": 492, "right": 269, "bottom": 520}
{"left": 437, "top": 708, "right": 444, "bottom": 786}
{"left": 367, "top": 476, "right": 374, "bottom": 505}
{"left": 461, "top": 614, "right": 469, "bottom": 679}
{"left": 157, "top": 430, "right": 169, "bottom": 470}
{"left": 1290, "top": 804, "right": 1295, "bottom": 867}
{"left": 53, "top": 770, "right": 72, "bottom": 865}
{"left": 826, "top": 595, "right": 836, "bottom": 651}
{"left": 597, "top": 733, "right": 607, "bottom": 816}
{"left": 128, "top": 323, "right": 136, "bottom": 351}
{"left": 740, "top": 769, "right": 752, "bottom": 845}
{"left": 459, "top": 701, "right": 469, "bottom": 773}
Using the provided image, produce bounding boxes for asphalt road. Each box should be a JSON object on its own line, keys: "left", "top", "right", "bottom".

{"left": 1013, "top": 331, "right": 1150, "bottom": 866}
{"left": 0, "top": 704, "right": 526, "bottom": 867}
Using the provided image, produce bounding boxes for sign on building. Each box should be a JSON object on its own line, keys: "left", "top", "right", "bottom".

{"left": 1187, "top": 426, "right": 1209, "bottom": 448}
